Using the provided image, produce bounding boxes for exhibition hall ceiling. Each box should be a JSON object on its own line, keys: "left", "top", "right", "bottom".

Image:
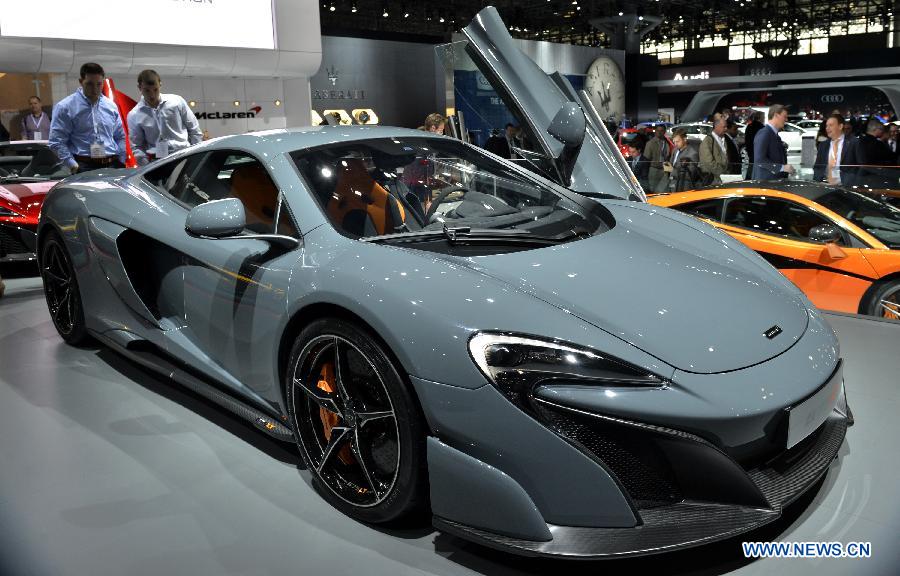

{"left": 319, "top": 0, "right": 896, "bottom": 49}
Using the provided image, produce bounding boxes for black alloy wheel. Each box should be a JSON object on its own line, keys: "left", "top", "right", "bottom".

{"left": 867, "top": 280, "right": 900, "bottom": 320}
{"left": 40, "top": 231, "right": 89, "bottom": 344}
{"left": 286, "top": 318, "right": 427, "bottom": 523}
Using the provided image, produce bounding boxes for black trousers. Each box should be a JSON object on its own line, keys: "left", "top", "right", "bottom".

{"left": 76, "top": 159, "right": 125, "bottom": 173}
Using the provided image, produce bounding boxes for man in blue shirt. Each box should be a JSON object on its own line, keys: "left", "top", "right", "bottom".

{"left": 49, "top": 62, "right": 127, "bottom": 174}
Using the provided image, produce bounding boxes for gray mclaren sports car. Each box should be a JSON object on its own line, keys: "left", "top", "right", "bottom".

{"left": 37, "top": 7, "right": 851, "bottom": 559}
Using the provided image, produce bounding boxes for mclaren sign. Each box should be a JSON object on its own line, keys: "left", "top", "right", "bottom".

{"left": 196, "top": 106, "right": 262, "bottom": 120}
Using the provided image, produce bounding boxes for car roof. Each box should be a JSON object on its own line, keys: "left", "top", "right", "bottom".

{"left": 197, "top": 126, "right": 445, "bottom": 156}
{"left": 704, "top": 180, "right": 853, "bottom": 202}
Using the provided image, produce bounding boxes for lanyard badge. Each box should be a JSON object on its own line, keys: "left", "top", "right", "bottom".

{"left": 89, "top": 101, "right": 105, "bottom": 159}
{"left": 154, "top": 104, "right": 169, "bottom": 158}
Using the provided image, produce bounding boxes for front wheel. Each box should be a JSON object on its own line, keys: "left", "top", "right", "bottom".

{"left": 865, "top": 280, "right": 900, "bottom": 319}
{"left": 285, "top": 318, "right": 427, "bottom": 523}
{"left": 40, "top": 231, "right": 89, "bottom": 344}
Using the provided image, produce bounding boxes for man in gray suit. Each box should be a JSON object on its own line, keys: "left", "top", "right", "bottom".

{"left": 644, "top": 124, "right": 672, "bottom": 193}
{"left": 699, "top": 113, "right": 729, "bottom": 185}
{"left": 670, "top": 129, "right": 701, "bottom": 192}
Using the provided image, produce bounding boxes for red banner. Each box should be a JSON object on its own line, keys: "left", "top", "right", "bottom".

{"left": 102, "top": 78, "right": 138, "bottom": 168}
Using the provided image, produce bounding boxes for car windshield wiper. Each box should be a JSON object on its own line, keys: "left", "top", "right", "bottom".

{"left": 362, "top": 225, "right": 563, "bottom": 246}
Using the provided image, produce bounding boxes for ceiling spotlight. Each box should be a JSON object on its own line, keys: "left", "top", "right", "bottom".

{"left": 351, "top": 3, "right": 357, "bottom": 12}
{"left": 328, "top": 3, "right": 335, "bottom": 11}
{"left": 188, "top": 100, "right": 196, "bottom": 108}
{"left": 382, "top": 7, "right": 388, "bottom": 17}
{"left": 233, "top": 100, "right": 240, "bottom": 107}
{"left": 404, "top": 12, "right": 409, "bottom": 18}
{"left": 618, "top": 11, "right": 624, "bottom": 16}
{"left": 439, "top": 16, "right": 445, "bottom": 23}
{"left": 274, "top": 99, "right": 282, "bottom": 107}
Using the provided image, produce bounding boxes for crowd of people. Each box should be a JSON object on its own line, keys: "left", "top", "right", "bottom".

{"left": 623, "top": 104, "right": 900, "bottom": 193}
{"left": 812, "top": 114, "right": 899, "bottom": 187}
{"left": 625, "top": 112, "right": 746, "bottom": 193}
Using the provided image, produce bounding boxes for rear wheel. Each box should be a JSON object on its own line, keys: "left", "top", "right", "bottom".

{"left": 285, "top": 318, "right": 427, "bottom": 523}
{"left": 865, "top": 280, "right": 900, "bottom": 320}
{"left": 40, "top": 231, "right": 89, "bottom": 344}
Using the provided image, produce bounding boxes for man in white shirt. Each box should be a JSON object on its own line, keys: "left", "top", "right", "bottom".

{"left": 127, "top": 70, "right": 202, "bottom": 166}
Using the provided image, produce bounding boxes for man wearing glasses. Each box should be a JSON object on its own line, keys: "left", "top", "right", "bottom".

{"left": 127, "top": 69, "right": 203, "bottom": 166}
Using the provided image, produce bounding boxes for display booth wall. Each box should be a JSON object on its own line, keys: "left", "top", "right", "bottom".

{"left": 0, "top": 0, "right": 322, "bottom": 137}
{"left": 443, "top": 35, "right": 625, "bottom": 146}
{"left": 309, "top": 36, "right": 439, "bottom": 130}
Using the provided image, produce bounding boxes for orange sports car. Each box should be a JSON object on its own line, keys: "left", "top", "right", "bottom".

{"left": 649, "top": 181, "right": 900, "bottom": 318}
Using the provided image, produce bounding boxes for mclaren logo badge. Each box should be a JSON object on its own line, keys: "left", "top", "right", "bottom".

{"left": 764, "top": 325, "right": 783, "bottom": 339}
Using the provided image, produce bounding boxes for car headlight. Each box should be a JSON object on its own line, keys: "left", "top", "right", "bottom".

{"left": 0, "top": 206, "right": 22, "bottom": 218}
{"left": 468, "top": 333, "right": 664, "bottom": 402}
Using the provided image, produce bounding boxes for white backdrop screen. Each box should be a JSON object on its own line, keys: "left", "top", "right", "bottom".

{"left": 0, "top": 0, "right": 276, "bottom": 49}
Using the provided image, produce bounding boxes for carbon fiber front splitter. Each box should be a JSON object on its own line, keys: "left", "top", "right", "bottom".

{"left": 433, "top": 413, "right": 848, "bottom": 558}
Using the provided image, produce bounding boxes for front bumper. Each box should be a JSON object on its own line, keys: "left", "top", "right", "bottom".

{"left": 434, "top": 409, "right": 848, "bottom": 558}
{"left": 0, "top": 223, "right": 37, "bottom": 261}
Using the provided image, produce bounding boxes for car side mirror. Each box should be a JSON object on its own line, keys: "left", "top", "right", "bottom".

{"left": 547, "top": 102, "right": 586, "bottom": 184}
{"left": 808, "top": 224, "right": 841, "bottom": 244}
{"left": 548, "top": 102, "right": 586, "bottom": 149}
{"left": 186, "top": 198, "right": 245, "bottom": 238}
{"left": 185, "top": 197, "right": 301, "bottom": 250}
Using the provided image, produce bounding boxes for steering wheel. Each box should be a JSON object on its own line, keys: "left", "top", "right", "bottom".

{"left": 424, "top": 186, "right": 468, "bottom": 223}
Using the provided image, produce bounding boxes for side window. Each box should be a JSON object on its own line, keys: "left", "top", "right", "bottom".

{"left": 724, "top": 197, "right": 838, "bottom": 243}
{"left": 276, "top": 198, "right": 299, "bottom": 237}
{"left": 144, "top": 156, "right": 185, "bottom": 190}
{"left": 145, "top": 152, "right": 208, "bottom": 207}
{"left": 674, "top": 198, "right": 724, "bottom": 221}
{"left": 149, "top": 150, "right": 282, "bottom": 234}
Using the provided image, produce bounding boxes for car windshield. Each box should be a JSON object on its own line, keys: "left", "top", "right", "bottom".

{"left": 815, "top": 190, "right": 900, "bottom": 248}
{"left": 0, "top": 143, "right": 67, "bottom": 181}
{"left": 291, "top": 137, "right": 607, "bottom": 241}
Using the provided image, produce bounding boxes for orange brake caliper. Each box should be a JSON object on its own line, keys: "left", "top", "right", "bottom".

{"left": 316, "top": 363, "right": 355, "bottom": 465}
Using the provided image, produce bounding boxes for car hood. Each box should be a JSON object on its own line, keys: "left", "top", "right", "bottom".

{"left": 454, "top": 201, "right": 810, "bottom": 374}
{"left": 0, "top": 181, "right": 55, "bottom": 219}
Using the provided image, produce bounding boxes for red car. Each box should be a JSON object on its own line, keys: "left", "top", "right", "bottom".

{"left": 617, "top": 128, "right": 640, "bottom": 158}
{"left": 618, "top": 124, "right": 674, "bottom": 159}
{"left": 0, "top": 141, "right": 66, "bottom": 262}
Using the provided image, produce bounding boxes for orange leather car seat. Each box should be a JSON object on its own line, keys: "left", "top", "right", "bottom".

{"left": 326, "top": 158, "right": 405, "bottom": 236}
{"left": 229, "top": 163, "right": 278, "bottom": 233}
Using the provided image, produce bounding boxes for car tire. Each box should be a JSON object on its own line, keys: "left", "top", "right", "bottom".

{"left": 864, "top": 279, "right": 900, "bottom": 319}
{"left": 285, "top": 317, "right": 427, "bottom": 524}
{"left": 40, "top": 230, "right": 90, "bottom": 345}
